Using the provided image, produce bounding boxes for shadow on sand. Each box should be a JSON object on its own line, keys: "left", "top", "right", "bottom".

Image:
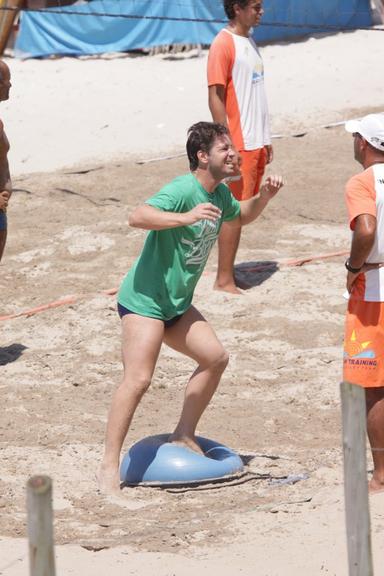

{"left": 0, "top": 343, "right": 28, "bottom": 366}
{"left": 235, "top": 260, "right": 279, "bottom": 289}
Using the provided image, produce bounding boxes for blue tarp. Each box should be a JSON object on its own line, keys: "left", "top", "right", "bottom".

{"left": 15, "top": 0, "right": 373, "bottom": 59}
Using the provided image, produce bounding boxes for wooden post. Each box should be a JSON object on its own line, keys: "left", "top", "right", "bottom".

{"left": 0, "top": 0, "right": 24, "bottom": 56}
{"left": 27, "top": 475, "right": 56, "bottom": 576}
{"left": 340, "top": 381, "right": 374, "bottom": 576}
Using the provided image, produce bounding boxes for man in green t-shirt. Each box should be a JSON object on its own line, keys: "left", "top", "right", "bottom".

{"left": 99, "top": 121, "right": 284, "bottom": 494}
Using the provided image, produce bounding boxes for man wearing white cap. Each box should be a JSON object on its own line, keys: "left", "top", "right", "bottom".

{"left": 343, "top": 113, "right": 384, "bottom": 493}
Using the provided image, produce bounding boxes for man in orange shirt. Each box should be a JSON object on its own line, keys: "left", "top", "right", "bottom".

{"left": 207, "top": 0, "right": 272, "bottom": 293}
{"left": 343, "top": 113, "right": 384, "bottom": 493}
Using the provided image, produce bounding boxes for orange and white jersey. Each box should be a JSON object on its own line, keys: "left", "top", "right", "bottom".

{"left": 207, "top": 29, "right": 271, "bottom": 151}
{"left": 345, "top": 163, "right": 384, "bottom": 301}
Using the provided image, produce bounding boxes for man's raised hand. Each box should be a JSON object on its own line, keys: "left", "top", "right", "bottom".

{"left": 183, "top": 203, "right": 222, "bottom": 225}
{"left": 260, "top": 175, "right": 284, "bottom": 200}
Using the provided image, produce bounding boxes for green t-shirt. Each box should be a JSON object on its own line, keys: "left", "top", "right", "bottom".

{"left": 118, "top": 173, "right": 241, "bottom": 320}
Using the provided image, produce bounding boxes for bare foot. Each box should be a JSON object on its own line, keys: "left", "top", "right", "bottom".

{"left": 369, "top": 475, "right": 384, "bottom": 494}
{"left": 97, "top": 466, "right": 121, "bottom": 495}
{"left": 213, "top": 280, "right": 244, "bottom": 295}
{"left": 168, "top": 434, "right": 205, "bottom": 456}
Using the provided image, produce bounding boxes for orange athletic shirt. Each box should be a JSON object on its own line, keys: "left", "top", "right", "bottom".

{"left": 207, "top": 29, "right": 271, "bottom": 151}
{"left": 345, "top": 164, "right": 384, "bottom": 301}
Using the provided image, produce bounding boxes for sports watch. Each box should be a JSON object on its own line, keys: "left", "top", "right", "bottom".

{"left": 345, "top": 259, "right": 362, "bottom": 274}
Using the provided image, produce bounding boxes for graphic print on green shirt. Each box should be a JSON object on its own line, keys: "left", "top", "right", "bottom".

{"left": 118, "top": 173, "right": 241, "bottom": 320}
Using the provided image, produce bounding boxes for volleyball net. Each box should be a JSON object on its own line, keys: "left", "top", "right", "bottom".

{"left": 0, "top": 0, "right": 381, "bottom": 58}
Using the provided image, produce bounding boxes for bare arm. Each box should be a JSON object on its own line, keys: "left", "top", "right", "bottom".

{"left": 208, "top": 84, "right": 227, "bottom": 126}
{"left": 0, "top": 161, "right": 11, "bottom": 212}
{"left": 265, "top": 145, "right": 273, "bottom": 164}
{"left": 129, "top": 203, "right": 222, "bottom": 231}
{"left": 226, "top": 175, "right": 284, "bottom": 228}
{"left": 346, "top": 213, "right": 376, "bottom": 293}
{"left": 0, "top": 122, "right": 11, "bottom": 211}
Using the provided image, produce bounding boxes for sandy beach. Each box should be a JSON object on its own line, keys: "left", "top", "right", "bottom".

{"left": 1, "top": 27, "right": 384, "bottom": 176}
{"left": 1, "top": 27, "right": 384, "bottom": 576}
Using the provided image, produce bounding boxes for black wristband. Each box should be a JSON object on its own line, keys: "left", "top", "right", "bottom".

{"left": 345, "top": 259, "right": 362, "bottom": 274}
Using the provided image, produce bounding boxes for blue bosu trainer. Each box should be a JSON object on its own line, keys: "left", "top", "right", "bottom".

{"left": 120, "top": 434, "right": 244, "bottom": 486}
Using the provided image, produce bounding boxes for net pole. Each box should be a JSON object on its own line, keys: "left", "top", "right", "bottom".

{"left": 0, "top": 0, "right": 23, "bottom": 56}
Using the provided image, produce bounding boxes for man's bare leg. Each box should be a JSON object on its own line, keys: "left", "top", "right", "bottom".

{"left": 98, "top": 314, "right": 164, "bottom": 494}
{"left": 165, "top": 306, "right": 229, "bottom": 453}
{"left": 214, "top": 223, "right": 241, "bottom": 294}
{"left": 0, "top": 229, "right": 6, "bottom": 262}
{"left": 366, "top": 387, "right": 384, "bottom": 494}
{"left": 214, "top": 222, "right": 247, "bottom": 294}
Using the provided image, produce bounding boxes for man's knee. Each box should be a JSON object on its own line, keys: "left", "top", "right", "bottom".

{"left": 122, "top": 372, "right": 152, "bottom": 398}
{"left": 212, "top": 348, "right": 229, "bottom": 372}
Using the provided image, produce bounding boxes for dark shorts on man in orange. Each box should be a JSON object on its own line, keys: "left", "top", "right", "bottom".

{"left": 229, "top": 147, "right": 267, "bottom": 201}
{"left": 344, "top": 298, "right": 384, "bottom": 388}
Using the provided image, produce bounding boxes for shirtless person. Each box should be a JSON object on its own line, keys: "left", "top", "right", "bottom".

{"left": 0, "top": 60, "right": 12, "bottom": 263}
{"left": 98, "top": 122, "right": 284, "bottom": 494}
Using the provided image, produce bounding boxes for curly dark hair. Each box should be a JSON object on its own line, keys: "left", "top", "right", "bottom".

{"left": 223, "top": 0, "right": 252, "bottom": 20}
{"left": 186, "top": 122, "right": 229, "bottom": 171}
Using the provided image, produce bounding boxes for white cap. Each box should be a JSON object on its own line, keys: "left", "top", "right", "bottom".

{"left": 345, "top": 113, "right": 384, "bottom": 152}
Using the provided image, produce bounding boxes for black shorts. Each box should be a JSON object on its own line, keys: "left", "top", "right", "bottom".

{"left": 0, "top": 210, "right": 7, "bottom": 231}
{"left": 117, "top": 302, "right": 184, "bottom": 328}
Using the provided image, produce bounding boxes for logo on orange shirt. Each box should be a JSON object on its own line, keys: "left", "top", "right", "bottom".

{"left": 344, "top": 330, "right": 375, "bottom": 358}
{"left": 344, "top": 330, "right": 377, "bottom": 367}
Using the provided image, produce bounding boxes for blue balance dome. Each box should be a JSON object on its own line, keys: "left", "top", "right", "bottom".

{"left": 120, "top": 434, "right": 244, "bottom": 486}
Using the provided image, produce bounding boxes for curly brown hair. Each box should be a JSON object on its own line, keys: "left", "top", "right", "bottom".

{"left": 186, "top": 122, "right": 229, "bottom": 171}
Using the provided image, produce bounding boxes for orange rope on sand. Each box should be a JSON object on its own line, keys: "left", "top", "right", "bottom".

{"left": 0, "top": 288, "right": 118, "bottom": 321}
{"left": 0, "top": 295, "right": 78, "bottom": 321}
{"left": 101, "top": 288, "right": 118, "bottom": 296}
{"left": 240, "top": 249, "right": 349, "bottom": 274}
{"left": 0, "top": 250, "right": 348, "bottom": 321}
{"left": 282, "top": 249, "right": 349, "bottom": 266}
